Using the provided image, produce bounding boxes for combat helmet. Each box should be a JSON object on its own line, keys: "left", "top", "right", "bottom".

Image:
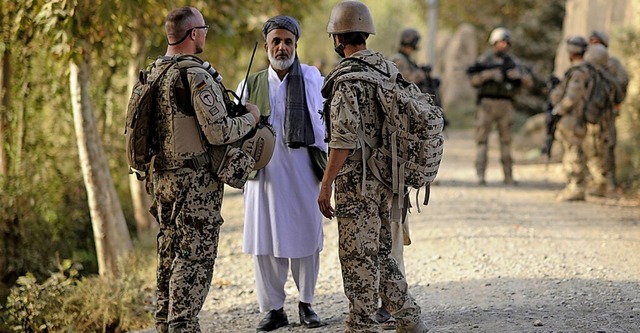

{"left": 327, "top": 0, "right": 375, "bottom": 35}
{"left": 400, "top": 28, "right": 421, "bottom": 48}
{"left": 584, "top": 44, "right": 609, "bottom": 68}
{"left": 488, "top": 27, "right": 510, "bottom": 45}
{"left": 566, "top": 36, "right": 588, "bottom": 55}
{"left": 590, "top": 30, "right": 609, "bottom": 47}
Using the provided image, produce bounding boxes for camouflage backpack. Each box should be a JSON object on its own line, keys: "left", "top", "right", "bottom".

{"left": 327, "top": 58, "right": 445, "bottom": 217}
{"left": 124, "top": 61, "right": 174, "bottom": 181}
{"left": 582, "top": 63, "right": 616, "bottom": 124}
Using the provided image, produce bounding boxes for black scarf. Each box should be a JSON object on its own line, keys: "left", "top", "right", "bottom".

{"left": 284, "top": 57, "right": 315, "bottom": 148}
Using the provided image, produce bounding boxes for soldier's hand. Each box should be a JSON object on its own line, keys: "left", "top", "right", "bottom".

{"left": 318, "top": 183, "right": 334, "bottom": 219}
{"left": 506, "top": 67, "right": 522, "bottom": 80}
{"left": 245, "top": 103, "right": 261, "bottom": 126}
{"left": 481, "top": 68, "right": 503, "bottom": 82}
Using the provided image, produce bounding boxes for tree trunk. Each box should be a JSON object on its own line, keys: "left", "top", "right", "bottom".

{"left": 69, "top": 47, "right": 133, "bottom": 277}
{"left": 127, "top": 20, "right": 157, "bottom": 238}
{"left": 0, "top": 34, "right": 9, "bottom": 177}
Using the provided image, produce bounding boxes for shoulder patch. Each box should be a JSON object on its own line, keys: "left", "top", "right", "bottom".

{"left": 198, "top": 88, "right": 217, "bottom": 107}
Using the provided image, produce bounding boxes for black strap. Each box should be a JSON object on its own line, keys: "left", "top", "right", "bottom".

{"left": 340, "top": 57, "right": 391, "bottom": 78}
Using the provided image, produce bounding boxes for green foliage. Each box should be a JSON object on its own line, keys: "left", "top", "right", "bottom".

{"left": 2, "top": 244, "right": 156, "bottom": 333}
{"left": 2, "top": 262, "right": 78, "bottom": 332}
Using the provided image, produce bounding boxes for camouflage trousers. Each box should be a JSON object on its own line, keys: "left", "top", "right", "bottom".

{"left": 556, "top": 126, "right": 586, "bottom": 193}
{"left": 152, "top": 167, "right": 224, "bottom": 333}
{"left": 475, "top": 98, "right": 514, "bottom": 181}
{"left": 335, "top": 161, "right": 425, "bottom": 333}
{"left": 583, "top": 122, "right": 608, "bottom": 190}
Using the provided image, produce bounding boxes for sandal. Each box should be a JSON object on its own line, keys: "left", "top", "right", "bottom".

{"left": 374, "top": 307, "right": 392, "bottom": 323}
{"left": 381, "top": 318, "right": 397, "bottom": 330}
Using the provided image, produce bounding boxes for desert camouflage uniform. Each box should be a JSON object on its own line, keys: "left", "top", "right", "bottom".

{"left": 322, "top": 49, "right": 426, "bottom": 333}
{"left": 550, "top": 61, "right": 593, "bottom": 201}
{"left": 390, "top": 51, "right": 441, "bottom": 108}
{"left": 151, "top": 57, "right": 255, "bottom": 333}
{"left": 469, "top": 50, "right": 531, "bottom": 184}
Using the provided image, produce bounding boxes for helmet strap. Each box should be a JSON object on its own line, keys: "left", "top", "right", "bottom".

{"left": 334, "top": 43, "right": 346, "bottom": 58}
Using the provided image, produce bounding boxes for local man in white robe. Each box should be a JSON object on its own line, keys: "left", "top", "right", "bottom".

{"left": 235, "top": 15, "right": 327, "bottom": 332}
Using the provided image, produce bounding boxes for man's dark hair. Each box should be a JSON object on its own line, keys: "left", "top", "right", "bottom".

{"left": 339, "top": 32, "right": 369, "bottom": 46}
{"left": 166, "top": 7, "right": 197, "bottom": 40}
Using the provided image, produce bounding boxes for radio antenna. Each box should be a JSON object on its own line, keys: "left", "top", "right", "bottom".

{"left": 239, "top": 41, "right": 259, "bottom": 103}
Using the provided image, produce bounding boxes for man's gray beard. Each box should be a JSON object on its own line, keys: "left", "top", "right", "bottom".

{"left": 268, "top": 50, "right": 296, "bottom": 71}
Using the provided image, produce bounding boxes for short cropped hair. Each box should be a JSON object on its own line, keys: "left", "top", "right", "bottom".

{"left": 165, "top": 7, "right": 198, "bottom": 40}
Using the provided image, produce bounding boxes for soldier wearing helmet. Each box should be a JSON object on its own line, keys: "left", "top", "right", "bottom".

{"left": 581, "top": 43, "right": 618, "bottom": 197}
{"left": 381, "top": 26, "right": 443, "bottom": 330}
{"left": 234, "top": 15, "right": 327, "bottom": 331}
{"left": 318, "top": 1, "right": 429, "bottom": 332}
{"left": 467, "top": 27, "right": 533, "bottom": 186}
{"left": 589, "top": 30, "right": 629, "bottom": 192}
{"left": 548, "top": 36, "right": 592, "bottom": 201}
{"left": 390, "top": 28, "right": 442, "bottom": 107}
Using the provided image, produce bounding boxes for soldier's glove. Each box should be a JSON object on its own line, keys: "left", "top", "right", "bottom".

{"left": 506, "top": 67, "right": 522, "bottom": 80}
{"left": 480, "top": 68, "right": 503, "bottom": 82}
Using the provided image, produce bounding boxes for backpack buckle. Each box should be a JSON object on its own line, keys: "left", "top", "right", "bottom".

{"left": 185, "top": 153, "right": 210, "bottom": 170}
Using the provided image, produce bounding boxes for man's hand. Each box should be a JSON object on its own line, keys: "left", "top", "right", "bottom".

{"left": 318, "top": 182, "right": 334, "bottom": 219}
{"left": 245, "top": 103, "right": 260, "bottom": 126}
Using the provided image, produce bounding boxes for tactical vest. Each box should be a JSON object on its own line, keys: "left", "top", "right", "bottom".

{"left": 477, "top": 53, "right": 520, "bottom": 101}
{"left": 153, "top": 58, "right": 209, "bottom": 171}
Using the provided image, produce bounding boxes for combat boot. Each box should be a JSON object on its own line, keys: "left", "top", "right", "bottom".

{"left": 556, "top": 187, "right": 585, "bottom": 202}
{"left": 588, "top": 182, "right": 607, "bottom": 197}
{"left": 503, "top": 170, "right": 516, "bottom": 186}
{"left": 476, "top": 144, "right": 488, "bottom": 185}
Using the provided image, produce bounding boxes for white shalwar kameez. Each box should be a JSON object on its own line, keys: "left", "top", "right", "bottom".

{"left": 237, "top": 64, "right": 326, "bottom": 312}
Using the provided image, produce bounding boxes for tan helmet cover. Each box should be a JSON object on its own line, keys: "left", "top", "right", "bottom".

{"left": 241, "top": 122, "right": 276, "bottom": 170}
{"left": 327, "top": 0, "right": 376, "bottom": 35}
{"left": 584, "top": 44, "right": 609, "bottom": 68}
{"left": 488, "top": 27, "right": 510, "bottom": 45}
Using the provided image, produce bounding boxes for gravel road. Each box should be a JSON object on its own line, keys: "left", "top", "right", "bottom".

{"left": 139, "top": 130, "right": 640, "bottom": 333}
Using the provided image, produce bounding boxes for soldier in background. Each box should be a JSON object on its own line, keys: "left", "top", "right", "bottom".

{"left": 389, "top": 28, "right": 442, "bottom": 107}
{"left": 549, "top": 36, "right": 592, "bottom": 201}
{"left": 582, "top": 44, "right": 617, "bottom": 197}
{"left": 375, "top": 27, "right": 443, "bottom": 330}
{"left": 467, "top": 27, "right": 533, "bottom": 185}
{"left": 588, "top": 30, "right": 629, "bottom": 192}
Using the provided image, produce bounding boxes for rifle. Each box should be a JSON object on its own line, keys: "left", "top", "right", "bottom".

{"left": 541, "top": 75, "right": 561, "bottom": 161}
{"left": 417, "top": 65, "right": 442, "bottom": 107}
{"left": 465, "top": 62, "right": 505, "bottom": 75}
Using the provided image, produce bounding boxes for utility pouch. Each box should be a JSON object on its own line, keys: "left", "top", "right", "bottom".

{"left": 213, "top": 146, "right": 256, "bottom": 189}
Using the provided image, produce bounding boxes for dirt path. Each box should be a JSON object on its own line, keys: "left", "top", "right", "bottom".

{"left": 141, "top": 130, "right": 640, "bottom": 333}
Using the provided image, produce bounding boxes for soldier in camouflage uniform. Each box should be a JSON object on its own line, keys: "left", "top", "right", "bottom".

{"left": 549, "top": 36, "right": 592, "bottom": 202}
{"left": 389, "top": 28, "right": 442, "bottom": 107}
{"left": 149, "top": 7, "right": 260, "bottom": 333}
{"left": 588, "top": 31, "right": 629, "bottom": 192}
{"left": 582, "top": 44, "right": 616, "bottom": 197}
{"left": 318, "top": 2, "right": 428, "bottom": 333}
{"left": 468, "top": 27, "right": 532, "bottom": 185}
